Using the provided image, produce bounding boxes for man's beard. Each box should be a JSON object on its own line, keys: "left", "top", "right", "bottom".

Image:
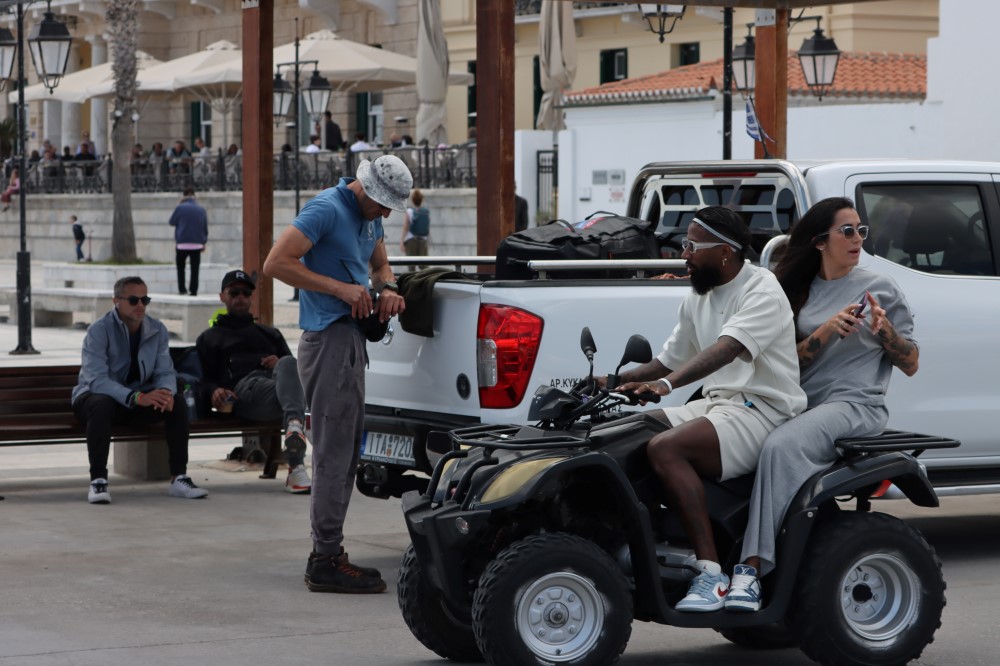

{"left": 689, "top": 263, "right": 723, "bottom": 295}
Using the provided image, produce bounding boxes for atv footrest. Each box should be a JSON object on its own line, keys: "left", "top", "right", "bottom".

{"left": 836, "top": 429, "right": 960, "bottom": 457}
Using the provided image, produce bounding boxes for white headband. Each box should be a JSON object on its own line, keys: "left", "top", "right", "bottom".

{"left": 692, "top": 217, "right": 743, "bottom": 250}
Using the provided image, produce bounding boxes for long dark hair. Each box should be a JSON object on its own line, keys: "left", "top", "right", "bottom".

{"left": 774, "top": 197, "right": 856, "bottom": 319}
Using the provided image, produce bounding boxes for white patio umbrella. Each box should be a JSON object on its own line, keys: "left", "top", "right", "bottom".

{"left": 536, "top": 0, "right": 577, "bottom": 131}
{"left": 416, "top": 0, "right": 450, "bottom": 145}
{"left": 172, "top": 58, "right": 244, "bottom": 150}
{"left": 11, "top": 51, "right": 162, "bottom": 104}
{"left": 273, "top": 29, "right": 472, "bottom": 93}
{"left": 86, "top": 40, "right": 241, "bottom": 100}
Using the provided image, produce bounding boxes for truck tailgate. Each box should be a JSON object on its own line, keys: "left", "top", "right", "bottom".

{"left": 365, "top": 280, "right": 483, "bottom": 417}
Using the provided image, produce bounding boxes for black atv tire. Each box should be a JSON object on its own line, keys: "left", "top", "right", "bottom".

{"left": 788, "top": 511, "right": 945, "bottom": 666}
{"left": 397, "top": 544, "right": 483, "bottom": 662}
{"left": 715, "top": 623, "right": 796, "bottom": 650}
{"left": 472, "top": 533, "right": 632, "bottom": 666}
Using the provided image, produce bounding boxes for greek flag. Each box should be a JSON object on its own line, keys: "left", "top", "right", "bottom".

{"left": 746, "top": 98, "right": 762, "bottom": 142}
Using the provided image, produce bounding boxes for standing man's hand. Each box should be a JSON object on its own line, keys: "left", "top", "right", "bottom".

{"left": 335, "top": 283, "right": 374, "bottom": 318}
{"left": 375, "top": 290, "right": 405, "bottom": 322}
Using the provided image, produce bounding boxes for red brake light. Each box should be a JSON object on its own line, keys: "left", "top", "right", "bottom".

{"left": 477, "top": 304, "right": 544, "bottom": 409}
{"left": 871, "top": 480, "right": 893, "bottom": 498}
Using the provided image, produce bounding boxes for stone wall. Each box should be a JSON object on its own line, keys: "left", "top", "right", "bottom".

{"left": 0, "top": 189, "right": 479, "bottom": 266}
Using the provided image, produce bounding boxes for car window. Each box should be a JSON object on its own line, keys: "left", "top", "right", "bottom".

{"left": 857, "top": 184, "right": 995, "bottom": 276}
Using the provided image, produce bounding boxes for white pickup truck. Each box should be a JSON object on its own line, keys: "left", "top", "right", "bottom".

{"left": 360, "top": 159, "right": 1000, "bottom": 500}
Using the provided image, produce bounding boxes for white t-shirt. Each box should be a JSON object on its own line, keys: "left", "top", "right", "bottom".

{"left": 657, "top": 262, "right": 806, "bottom": 426}
{"left": 304, "top": 144, "right": 321, "bottom": 154}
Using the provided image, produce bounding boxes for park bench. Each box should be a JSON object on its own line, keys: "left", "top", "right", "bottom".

{"left": 0, "top": 364, "right": 285, "bottom": 480}
{"left": 0, "top": 287, "right": 222, "bottom": 342}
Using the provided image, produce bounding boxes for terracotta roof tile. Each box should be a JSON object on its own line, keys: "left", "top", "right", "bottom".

{"left": 565, "top": 52, "right": 926, "bottom": 105}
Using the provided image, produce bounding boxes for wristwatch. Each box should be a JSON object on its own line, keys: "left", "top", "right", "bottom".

{"left": 380, "top": 281, "right": 399, "bottom": 293}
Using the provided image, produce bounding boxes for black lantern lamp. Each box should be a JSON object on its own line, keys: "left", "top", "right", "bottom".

{"left": 636, "top": 4, "right": 685, "bottom": 44}
{"left": 732, "top": 24, "right": 755, "bottom": 94}
{"left": 301, "top": 69, "right": 331, "bottom": 120}
{"left": 0, "top": 27, "right": 15, "bottom": 85}
{"left": 272, "top": 71, "right": 293, "bottom": 121}
{"left": 27, "top": 5, "right": 72, "bottom": 92}
{"left": 797, "top": 17, "right": 840, "bottom": 100}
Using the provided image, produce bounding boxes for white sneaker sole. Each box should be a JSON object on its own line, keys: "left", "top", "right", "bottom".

{"left": 284, "top": 485, "right": 311, "bottom": 495}
{"left": 725, "top": 598, "right": 761, "bottom": 612}
{"left": 88, "top": 496, "right": 110, "bottom": 504}
{"left": 675, "top": 598, "right": 726, "bottom": 612}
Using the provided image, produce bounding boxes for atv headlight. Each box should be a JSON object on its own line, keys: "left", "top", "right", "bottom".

{"left": 479, "top": 457, "right": 568, "bottom": 504}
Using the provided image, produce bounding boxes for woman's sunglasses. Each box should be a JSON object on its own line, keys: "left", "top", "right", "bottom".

{"left": 120, "top": 295, "right": 151, "bottom": 306}
{"left": 814, "top": 224, "right": 870, "bottom": 243}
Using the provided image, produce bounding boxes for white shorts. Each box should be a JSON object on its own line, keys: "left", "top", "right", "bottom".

{"left": 661, "top": 395, "right": 776, "bottom": 481}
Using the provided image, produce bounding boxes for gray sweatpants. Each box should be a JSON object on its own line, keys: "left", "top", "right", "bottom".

{"left": 232, "top": 356, "right": 307, "bottom": 466}
{"left": 740, "top": 401, "right": 888, "bottom": 575}
{"left": 297, "top": 320, "right": 365, "bottom": 555}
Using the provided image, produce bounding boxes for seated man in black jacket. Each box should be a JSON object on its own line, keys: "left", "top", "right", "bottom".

{"left": 196, "top": 270, "right": 311, "bottom": 494}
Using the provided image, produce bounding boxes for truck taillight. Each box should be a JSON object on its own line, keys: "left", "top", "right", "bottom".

{"left": 477, "top": 304, "right": 544, "bottom": 409}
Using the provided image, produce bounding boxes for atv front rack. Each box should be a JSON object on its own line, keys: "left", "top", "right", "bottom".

{"left": 836, "top": 429, "right": 960, "bottom": 458}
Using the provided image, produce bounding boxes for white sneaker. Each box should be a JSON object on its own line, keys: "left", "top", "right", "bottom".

{"left": 168, "top": 475, "right": 209, "bottom": 499}
{"left": 88, "top": 478, "right": 111, "bottom": 504}
{"left": 284, "top": 464, "right": 312, "bottom": 494}
{"left": 676, "top": 568, "right": 730, "bottom": 612}
{"left": 725, "top": 564, "right": 762, "bottom": 612}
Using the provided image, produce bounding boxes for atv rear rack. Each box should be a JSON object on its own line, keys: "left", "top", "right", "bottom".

{"left": 836, "top": 429, "right": 960, "bottom": 458}
{"left": 446, "top": 424, "right": 590, "bottom": 451}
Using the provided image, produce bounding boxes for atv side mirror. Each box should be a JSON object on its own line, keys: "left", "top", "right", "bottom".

{"left": 580, "top": 327, "right": 597, "bottom": 362}
{"left": 618, "top": 334, "right": 652, "bottom": 370}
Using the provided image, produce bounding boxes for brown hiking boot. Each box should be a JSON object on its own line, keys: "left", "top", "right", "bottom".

{"left": 304, "top": 550, "right": 382, "bottom": 583}
{"left": 305, "top": 551, "right": 386, "bottom": 594}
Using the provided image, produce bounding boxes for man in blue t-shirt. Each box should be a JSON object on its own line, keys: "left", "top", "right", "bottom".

{"left": 264, "top": 154, "right": 411, "bottom": 594}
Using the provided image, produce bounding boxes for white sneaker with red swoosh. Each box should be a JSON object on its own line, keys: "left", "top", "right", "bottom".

{"left": 676, "top": 569, "right": 730, "bottom": 612}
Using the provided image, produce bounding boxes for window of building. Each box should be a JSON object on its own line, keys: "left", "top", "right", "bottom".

{"left": 599, "top": 48, "right": 627, "bottom": 84}
{"left": 467, "top": 60, "right": 477, "bottom": 128}
{"left": 677, "top": 42, "right": 700, "bottom": 67}
{"left": 189, "top": 101, "right": 213, "bottom": 148}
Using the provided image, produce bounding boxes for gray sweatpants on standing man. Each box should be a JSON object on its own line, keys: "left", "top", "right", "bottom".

{"left": 297, "top": 319, "right": 365, "bottom": 555}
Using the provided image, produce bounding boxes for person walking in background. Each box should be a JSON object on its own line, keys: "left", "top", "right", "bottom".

{"left": 514, "top": 181, "right": 529, "bottom": 233}
{"left": 400, "top": 189, "right": 430, "bottom": 263}
{"left": 323, "top": 110, "right": 343, "bottom": 151}
{"left": 71, "top": 276, "right": 208, "bottom": 504}
{"left": 71, "top": 215, "right": 86, "bottom": 261}
{"left": 1, "top": 166, "right": 20, "bottom": 211}
{"left": 263, "top": 154, "right": 412, "bottom": 594}
{"left": 169, "top": 187, "right": 208, "bottom": 296}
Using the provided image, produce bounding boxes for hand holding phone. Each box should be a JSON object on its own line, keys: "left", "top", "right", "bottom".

{"left": 839, "top": 294, "right": 868, "bottom": 339}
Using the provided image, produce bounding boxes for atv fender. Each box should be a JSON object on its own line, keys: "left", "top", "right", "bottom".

{"left": 470, "top": 452, "right": 671, "bottom": 619}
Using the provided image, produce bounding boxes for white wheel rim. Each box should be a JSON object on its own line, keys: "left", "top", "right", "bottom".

{"left": 839, "top": 553, "right": 921, "bottom": 642}
{"left": 515, "top": 571, "right": 604, "bottom": 662}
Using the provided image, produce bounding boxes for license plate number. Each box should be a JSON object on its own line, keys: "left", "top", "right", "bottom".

{"left": 361, "top": 431, "right": 416, "bottom": 466}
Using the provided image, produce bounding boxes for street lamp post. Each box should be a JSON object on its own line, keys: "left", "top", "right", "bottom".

{"left": 273, "top": 17, "right": 331, "bottom": 302}
{"left": 1, "top": 0, "right": 72, "bottom": 355}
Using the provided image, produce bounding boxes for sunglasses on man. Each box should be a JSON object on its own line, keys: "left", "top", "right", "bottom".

{"left": 119, "top": 295, "right": 151, "bottom": 306}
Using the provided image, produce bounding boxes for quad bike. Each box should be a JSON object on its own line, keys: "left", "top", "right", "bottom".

{"left": 397, "top": 328, "right": 959, "bottom": 666}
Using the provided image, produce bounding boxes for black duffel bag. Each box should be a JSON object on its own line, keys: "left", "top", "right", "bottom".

{"left": 496, "top": 212, "right": 660, "bottom": 280}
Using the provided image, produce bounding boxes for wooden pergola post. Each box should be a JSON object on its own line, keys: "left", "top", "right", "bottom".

{"left": 753, "top": 9, "right": 789, "bottom": 159}
{"left": 241, "top": 0, "right": 275, "bottom": 324}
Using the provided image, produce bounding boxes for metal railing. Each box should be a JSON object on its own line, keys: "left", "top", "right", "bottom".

{"left": 17, "top": 144, "right": 480, "bottom": 195}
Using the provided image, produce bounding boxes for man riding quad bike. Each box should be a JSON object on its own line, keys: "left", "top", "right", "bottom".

{"left": 397, "top": 330, "right": 957, "bottom": 666}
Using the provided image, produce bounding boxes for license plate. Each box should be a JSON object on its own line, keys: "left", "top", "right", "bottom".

{"left": 361, "top": 431, "right": 416, "bottom": 466}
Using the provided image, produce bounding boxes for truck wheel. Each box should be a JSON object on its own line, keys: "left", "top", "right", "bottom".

{"left": 789, "top": 512, "right": 945, "bottom": 666}
{"left": 472, "top": 533, "right": 632, "bottom": 666}
{"left": 397, "top": 544, "right": 483, "bottom": 662}
{"left": 716, "top": 623, "right": 796, "bottom": 650}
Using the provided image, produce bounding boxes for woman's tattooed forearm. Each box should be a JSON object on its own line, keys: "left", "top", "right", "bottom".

{"left": 878, "top": 324, "right": 918, "bottom": 374}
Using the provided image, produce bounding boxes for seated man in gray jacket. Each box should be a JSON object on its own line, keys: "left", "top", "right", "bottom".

{"left": 71, "top": 276, "right": 209, "bottom": 504}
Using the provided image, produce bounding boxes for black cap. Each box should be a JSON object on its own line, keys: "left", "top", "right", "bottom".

{"left": 221, "top": 270, "right": 256, "bottom": 292}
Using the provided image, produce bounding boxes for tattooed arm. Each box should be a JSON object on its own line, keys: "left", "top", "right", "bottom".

{"left": 616, "top": 336, "right": 745, "bottom": 396}
{"left": 797, "top": 301, "right": 869, "bottom": 369}
{"left": 867, "top": 293, "right": 920, "bottom": 376}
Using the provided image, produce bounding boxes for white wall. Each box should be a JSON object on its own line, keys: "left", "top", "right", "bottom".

{"left": 514, "top": 130, "right": 555, "bottom": 227}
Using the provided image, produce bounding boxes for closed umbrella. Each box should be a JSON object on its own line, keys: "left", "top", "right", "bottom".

{"left": 536, "top": 0, "right": 577, "bottom": 131}
{"left": 416, "top": 0, "right": 450, "bottom": 145}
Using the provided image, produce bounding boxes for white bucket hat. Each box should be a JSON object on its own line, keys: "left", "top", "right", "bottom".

{"left": 356, "top": 155, "right": 413, "bottom": 211}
